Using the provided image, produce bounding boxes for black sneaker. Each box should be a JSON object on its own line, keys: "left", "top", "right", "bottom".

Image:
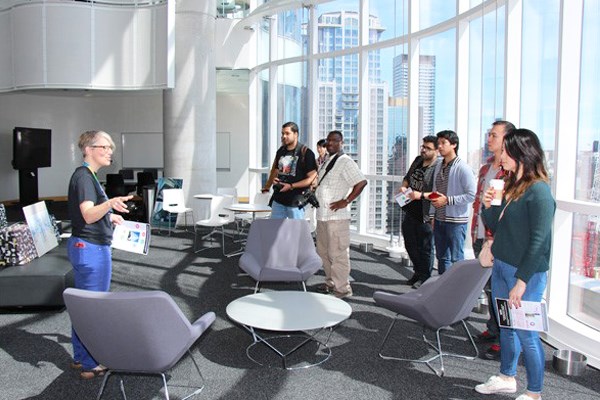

{"left": 406, "top": 275, "right": 419, "bottom": 286}
{"left": 483, "top": 344, "right": 501, "bottom": 360}
{"left": 316, "top": 284, "right": 334, "bottom": 294}
{"left": 411, "top": 280, "right": 423, "bottom": 289}
{"left": 475, "top": 330, "right": 498, "bottom": 342}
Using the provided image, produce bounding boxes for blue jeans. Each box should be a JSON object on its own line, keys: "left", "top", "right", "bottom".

{"left": 433, "top": 220, "right": 467, "bottom": 274}
{"left": 492, "top": 258, "right": 547, "bottom": 394}
{"left": 67, "top": 236, "right": 112, "bottom": 370}
{"left": 270, "top": 201, "right": 305, "bottom": 219}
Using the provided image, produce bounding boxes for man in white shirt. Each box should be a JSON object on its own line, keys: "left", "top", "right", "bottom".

{"left": 315, "top": 131, "right": 367, "bottom": 299}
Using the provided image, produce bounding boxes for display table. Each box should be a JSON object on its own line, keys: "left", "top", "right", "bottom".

{"left": 0, "top": 243, "right": 73, "bottom": 308}
{"left": 226, "top": 291, "right": 352, "bottom": 369}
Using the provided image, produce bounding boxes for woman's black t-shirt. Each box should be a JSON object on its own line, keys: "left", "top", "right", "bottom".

{"left": 68, "top": 166, "right": 113, "bottom": 245}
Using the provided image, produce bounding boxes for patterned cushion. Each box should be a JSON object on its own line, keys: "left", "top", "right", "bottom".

{"left": 0, "top": 223, "right": 37, "bottom": 267}
{"left": 0, "top": 204, "right": 7, "bottom": 230}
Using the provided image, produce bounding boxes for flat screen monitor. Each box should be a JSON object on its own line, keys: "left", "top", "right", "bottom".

{"left": 12, "top": 127, "right": 52, "bottom": 170}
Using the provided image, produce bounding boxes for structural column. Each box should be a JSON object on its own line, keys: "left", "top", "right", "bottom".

{"left": 163, "top": 0, "right": 216, "bottom": 220}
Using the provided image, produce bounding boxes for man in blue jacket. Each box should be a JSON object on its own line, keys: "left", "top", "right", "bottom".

{"left": 424, "top": 130, "right": 476, "bottom": 274}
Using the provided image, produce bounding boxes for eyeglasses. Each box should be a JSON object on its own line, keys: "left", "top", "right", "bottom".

{"left": 420, "top": 145, "right": 436, "bottom": 151}
{"left": 91, "top": 145, "right": 112, "bottom": 151}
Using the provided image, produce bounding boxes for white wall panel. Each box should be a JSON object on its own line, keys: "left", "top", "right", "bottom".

{"left": 45, "top": 5, "right": 92, "bottom": 86}
{"left": 216, "top": 93, "right": 249, "bottom": 198}
{"left": 12, "top": 5, "right": 44, "bottom": 88}
{"left": 0, "top": 12, "right": 13, "bottom": 90}
{"left": 0, "top": 2, "right": 170, "bottom": 92}
{"left": 94, "top": 8, "right": 135, "bottom": 88}
{"left": 155, "top": 5, "right": 169, "bottom": 86}
{"left": 133, "top": 8, "right": 153, "bottom": 86}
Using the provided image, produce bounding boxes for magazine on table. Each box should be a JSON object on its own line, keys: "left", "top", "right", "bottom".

{"left": 495, "top": 298, "right": 549, "bottom": 332}
{"left": 112, "top": 220, "right": 151, "bottom": 255}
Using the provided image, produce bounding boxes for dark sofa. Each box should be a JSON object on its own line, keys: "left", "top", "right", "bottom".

{"left": 0, "top": 243, "right": 73, "bottom": 308}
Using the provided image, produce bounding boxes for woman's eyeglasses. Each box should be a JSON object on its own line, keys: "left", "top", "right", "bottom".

{"left": 91, "top": 145, "right": 112, "bottom": 151}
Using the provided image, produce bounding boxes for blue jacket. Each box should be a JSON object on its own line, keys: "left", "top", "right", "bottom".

{"left": 430, "top": 156, "right": 476, "bottom": 222}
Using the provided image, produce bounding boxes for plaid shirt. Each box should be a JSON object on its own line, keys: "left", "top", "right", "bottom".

{"left": 315, "top": 154, "right": 366, "bottom": 221}
{"left": 470, "top": 157, "right": 506, "bottom": 242}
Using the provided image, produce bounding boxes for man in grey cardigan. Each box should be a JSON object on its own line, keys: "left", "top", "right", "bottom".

{"left": 424, "top": 130, "right": 476, "bottom": 274}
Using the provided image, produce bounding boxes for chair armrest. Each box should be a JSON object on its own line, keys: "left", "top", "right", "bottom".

{"left": 239, "top": 253, "right": 262, "bottom": 278}
{"left": 190, "top": 312, "right": 216, "bottom": 337}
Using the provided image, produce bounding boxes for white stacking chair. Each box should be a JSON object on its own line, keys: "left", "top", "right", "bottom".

{"left": 235, "top": 192, "right": 271, "bottom": 222}
{"left": 194, "top": 195, "right": 240, "bottom": 256}
{"left": 216, "top": 187, "right": 238, "bottom": 202}
{"left": 161, "top": 188, "right": 194, "bottom": 235}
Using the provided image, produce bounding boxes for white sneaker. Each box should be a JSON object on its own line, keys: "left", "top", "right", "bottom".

{"left": 475, "top": 375, "right": 517, "bottom": 394}
{"left": 515, "top": 394, "right": 541, "bottom": 400}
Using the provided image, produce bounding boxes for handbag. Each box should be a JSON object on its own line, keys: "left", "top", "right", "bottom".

{"left": 478, "top": 239, "right": 494, "bottom": 268}
{"left": 478, "top": 199, "right": 511, "bottom": 268}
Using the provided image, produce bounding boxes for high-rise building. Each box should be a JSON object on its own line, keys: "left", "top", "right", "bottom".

{"left": 385, "top": 54, "right": 436, "bottom": 235}
{"left": 393, "top": 54, "right": 436, "bottom": 136}
{"left": 316, "top": 11, "right": 386, "bottom": 231}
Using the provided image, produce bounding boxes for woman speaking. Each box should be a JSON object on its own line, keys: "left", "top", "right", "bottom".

{"left": 67, "top": 130, "right": 132, "bottom": 379}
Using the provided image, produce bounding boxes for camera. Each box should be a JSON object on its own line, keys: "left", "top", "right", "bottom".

{"left": 273, "top": 183, "right": 283, "bottom": 193}
{"left": 294, "top": 190, "right": 320, "bottom": 209}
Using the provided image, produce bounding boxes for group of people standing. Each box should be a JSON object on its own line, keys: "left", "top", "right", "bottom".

{"left": 400, "top": 121, "right": 555, "bottom": 400}
{"left": 261, "top": 122, "right": 368, "bottom": 299}
{"left": 66, "top": 121, "right": 555, "bottom": 400}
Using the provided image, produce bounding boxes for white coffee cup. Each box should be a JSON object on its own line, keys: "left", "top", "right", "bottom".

{"left": 490, "top": 179, "right": 504, "bottom": 206}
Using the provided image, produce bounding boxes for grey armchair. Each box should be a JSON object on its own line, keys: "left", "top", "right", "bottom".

{"left": 239, "top": 219, "right": 322, "bottom": 293}
{"left": 63, "top": 288, "right": 215, "bottom": 400}
{"left": 373, "top": 259, "right": 492, "bottom": 376}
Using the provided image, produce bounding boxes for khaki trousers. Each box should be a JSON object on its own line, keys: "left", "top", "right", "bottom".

{"left": 316, "top": 219, "right": 352, "bottom": 294}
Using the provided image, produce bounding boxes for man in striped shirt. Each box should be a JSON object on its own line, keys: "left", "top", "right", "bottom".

{"left": 424, "top": 130, "right": 476, "bottom": 274}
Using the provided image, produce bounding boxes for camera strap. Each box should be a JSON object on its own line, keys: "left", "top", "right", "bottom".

{"left": 311, "top": 152, "right": 341, "bottom": 191}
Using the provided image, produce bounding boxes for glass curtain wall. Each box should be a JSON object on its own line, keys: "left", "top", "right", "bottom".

{"left": 568, "top": 0, "right": 600, "bottom": 331}
{"left": 248, "top": 0, "right": 600, "bottom": 361}
{"left": 520, "top": 0, "right": 559, "bottom": 179}
{"left": 467, "top": 5, "right": 506, "bottom": 169}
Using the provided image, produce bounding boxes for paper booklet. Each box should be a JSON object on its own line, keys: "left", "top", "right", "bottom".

{"left": 395, "top": 188, "right": 413, "bottom": 207}
{"left": 112, "top": 220, "right": 151, "bottom": 255}
{"left": 495, "top": 298, "right": 549, "bottom": 332}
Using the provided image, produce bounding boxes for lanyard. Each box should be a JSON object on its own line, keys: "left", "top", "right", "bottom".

{"left": 82, "top": 162, "right": 108, "bottom": 200}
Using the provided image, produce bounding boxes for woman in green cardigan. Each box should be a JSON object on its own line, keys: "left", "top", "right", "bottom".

{"left": 475, "top": 129, "right": 555, "bottom": 400}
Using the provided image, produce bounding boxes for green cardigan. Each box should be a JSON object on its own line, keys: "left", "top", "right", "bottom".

{"left": 481, "top": 181, "right": 555, "bottom": 283}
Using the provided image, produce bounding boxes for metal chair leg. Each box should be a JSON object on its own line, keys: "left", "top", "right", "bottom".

{"left": 95, "top": 350, "right": 205, "bottom": 400}
{"left": 377, "top": 316, "right": 478, "bottom": 377}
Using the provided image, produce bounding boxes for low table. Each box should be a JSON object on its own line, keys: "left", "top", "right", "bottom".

{"left": 226, "top": 291, "right": 352, "bottom": 369}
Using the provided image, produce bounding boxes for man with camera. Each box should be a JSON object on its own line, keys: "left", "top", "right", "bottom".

{"left": 315, "top": 130, "right": 367, "bottom": 299}
{"left": 261, "top": 121, "right": 318, "bottom": 219}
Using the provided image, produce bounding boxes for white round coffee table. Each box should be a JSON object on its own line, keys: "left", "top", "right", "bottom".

{"left": 226, "top": 291, "right": 352, "bottom": 369}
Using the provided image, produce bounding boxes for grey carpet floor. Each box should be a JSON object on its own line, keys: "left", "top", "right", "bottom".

{"left": 1, "top": 230, "right": 599, "bottom": 400}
